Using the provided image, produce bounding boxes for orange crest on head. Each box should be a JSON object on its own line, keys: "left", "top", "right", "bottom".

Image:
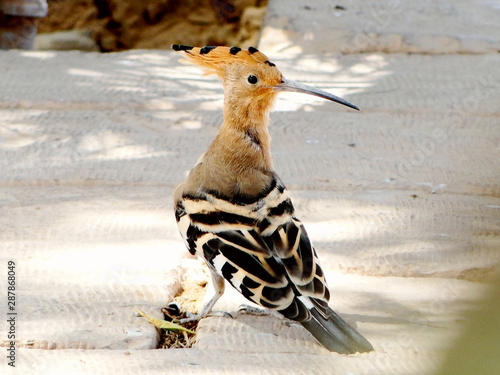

{"left": 172, "top": 44, "right": 279, "bottom": 77}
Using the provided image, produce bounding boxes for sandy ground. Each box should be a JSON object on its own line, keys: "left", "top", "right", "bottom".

{"left": 1, "top": 0, "right": 499, "bottom": 374}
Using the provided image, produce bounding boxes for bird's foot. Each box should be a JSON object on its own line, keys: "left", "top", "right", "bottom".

{"left": 176, "top": 312, "right": 202, "bottom": 324}
{"left": 163, "top": 302, "right": 232, "bottom": 324}
{"left": 177, "top": 310, "right": 233, "bottom": 324}
{"left": 208, "top": 311, "right": 234, "bottom": 319}
{"left": 238, "top": 304, "right": 282, "bottom": 318}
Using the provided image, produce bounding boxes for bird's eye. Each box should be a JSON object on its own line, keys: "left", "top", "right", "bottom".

{"left": 247, "top": 75, "right": 258, "bottom": 84}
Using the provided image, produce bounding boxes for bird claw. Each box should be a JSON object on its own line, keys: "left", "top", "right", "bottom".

{"left": 238, "top": 304, "right": 282, "bottom": 318}
{"left": 164, "top": 302, "right": 233, "bottom": 324}
{"left": 209, "top": 311, "right": 234, "bottom": 319}
{"left": 176, "top": 312, "right": 201, "bottom": 324}
{"left": 176, "top": 310, "right": 233, "bottom": 324}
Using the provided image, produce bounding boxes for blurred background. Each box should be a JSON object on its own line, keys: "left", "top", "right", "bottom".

{"left": 0, "top": 0, "right": 268, "bottom": 51}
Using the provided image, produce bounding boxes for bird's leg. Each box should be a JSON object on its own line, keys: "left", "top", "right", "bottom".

{"left": 177, "top": 268, "right": 227, "bottom": 323}
{"left": 238, "top": 304, "right": 283, "bottom": 318}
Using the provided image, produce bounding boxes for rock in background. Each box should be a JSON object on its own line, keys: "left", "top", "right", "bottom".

{"left": 36, "top": 0, "right": 268, "bottom": 51}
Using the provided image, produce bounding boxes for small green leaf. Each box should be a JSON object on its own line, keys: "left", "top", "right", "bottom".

{"left": 136, "top": 309, "right": 196, "bottom": 334}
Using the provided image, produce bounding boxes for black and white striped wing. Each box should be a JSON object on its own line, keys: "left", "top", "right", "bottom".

{"left": 175, "top": 179, "right": 330, "bottom": 320}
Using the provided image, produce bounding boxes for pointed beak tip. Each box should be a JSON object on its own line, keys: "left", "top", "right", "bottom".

{"left": 276, "top": 79, "right": 359, "bottom": 112}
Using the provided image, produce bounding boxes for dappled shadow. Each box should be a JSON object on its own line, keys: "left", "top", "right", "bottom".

{"left": 1, "top": 49, "right": 498, "bottom": 280}
{"left": 2, "top": 48, "right": 499, "bottom": 364}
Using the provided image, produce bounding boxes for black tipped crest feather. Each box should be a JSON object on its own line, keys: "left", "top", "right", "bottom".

{"left": 200, "top": 45, "right": 217, "bottom": 54}
{"left": 172, "top": 44, "right": 193, "bottom": 52}
{"left": 229, "top": 46, "right": 241, "bottom": 55}
{"left": 171, "top": 44, "right": 279, "bottom": 75}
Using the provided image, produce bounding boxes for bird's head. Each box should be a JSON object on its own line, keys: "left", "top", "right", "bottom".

{"left": 172, "top": 45, "right": 359, "bottom": 114}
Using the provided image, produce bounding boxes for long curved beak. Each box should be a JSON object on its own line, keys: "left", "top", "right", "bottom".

{"left": 274, "top": 79, "right": 359, "bottom": 111}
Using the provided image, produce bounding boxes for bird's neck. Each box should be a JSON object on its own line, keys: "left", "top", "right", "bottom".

{"left": 207, "top": 99, "right": 274, "bottom": 172}
{"left": 191, "top": 96, "right": 278, "bottom": 199}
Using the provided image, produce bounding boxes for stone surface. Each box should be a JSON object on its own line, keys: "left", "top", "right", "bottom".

{"left": 260, "top": 0, "right": 500, "bottom": 54}
{"left": 35, "top": 30, "right": 99, "bottom": 51}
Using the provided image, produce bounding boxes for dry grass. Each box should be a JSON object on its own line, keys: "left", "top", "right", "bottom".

{"left": 158, "top": 267, "right": 208, "bottom": 349}
{"left": 158, "top": 319, "right": 199, "bottom": 349}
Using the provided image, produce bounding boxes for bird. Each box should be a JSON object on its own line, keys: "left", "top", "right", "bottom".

{"left": 171, "top": 44, "right": 373, "bottom": 354}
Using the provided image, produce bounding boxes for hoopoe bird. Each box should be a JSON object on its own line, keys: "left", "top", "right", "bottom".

{"left": 172, "top": 44, "right": 373, "bottom": 354}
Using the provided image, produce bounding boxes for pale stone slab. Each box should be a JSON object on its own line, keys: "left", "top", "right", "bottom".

{"left": 0, "top": 184, "right": 184, "bottom": 350}
{"left": 260, "top": 0, "right": 500, "bottom": 54}
{"left": 0, "top": 47, "right": 498, "bottom": 374}
{"left": 10, "top": 274, "right": 490, "bottom": 375}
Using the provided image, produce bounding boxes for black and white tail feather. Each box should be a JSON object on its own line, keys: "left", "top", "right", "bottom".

{"left": 175, "top": 174, "right": 373, "bottom": 354}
